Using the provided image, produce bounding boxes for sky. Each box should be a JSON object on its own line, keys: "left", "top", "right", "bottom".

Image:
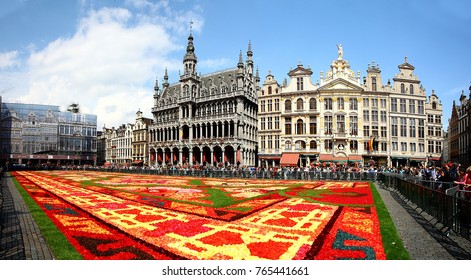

{"left": 0, "top": 0, "right": 470, "bottom": 131}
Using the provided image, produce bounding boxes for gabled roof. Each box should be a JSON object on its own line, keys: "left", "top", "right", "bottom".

{"left": 398, "top": 57, "right": 415, "bottom": 70}
{"left": 2, "top": 114, "right": 22, "bottom": 122}
{"left": 287, "top": 65, "right": 313, "bottom": 77}
{"left": 318, "top": 77, "right": 364, "bottom": 92}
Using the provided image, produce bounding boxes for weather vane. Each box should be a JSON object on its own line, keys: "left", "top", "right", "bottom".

{"left": 190, "top": 20, "right": 193, "bottom": 33}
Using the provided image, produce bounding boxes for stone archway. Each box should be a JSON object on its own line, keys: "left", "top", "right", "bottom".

{"left": 164, "top": 148, "right": 171, "bottom": 164}
{"left": 182, "top": 147, "right": 190, "bottom": 164}
{"left": 172, "top": 147, "right": 179, "bottom": 165}
{"left": 224, "top": 145, "right": 235, "bottom": 165}
{"left": 157, "top": 148, "right": 164, "bottom": 165}
{"left": 202, "top": 146, "right": 211, "bottom": 166}
{"left": 150, "top": 148, "right": 156, "bottom": 166}
{"left": 213, "top": 146, "right": 223, "bottom": 167}
{"left": 192, "top": 146, "right": 201, "bottom": 165}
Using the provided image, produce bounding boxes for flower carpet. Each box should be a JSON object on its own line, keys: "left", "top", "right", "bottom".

{"left": 11, "top": 170, "right": 386, "bottom": 260}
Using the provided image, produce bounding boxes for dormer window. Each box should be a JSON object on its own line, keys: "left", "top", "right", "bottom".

{"left": 297, "top": 77, "right": 304, "bottom": 91}
{"left": 372, "top": 77, "right": 377, "bottom": 91}
{"left": 410, "top": 84, "right": 414, "bottom": 95}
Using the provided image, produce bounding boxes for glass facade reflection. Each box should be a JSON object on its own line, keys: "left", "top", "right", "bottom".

{"left": 1, "top": 100, "right": 97, "bottom": 166}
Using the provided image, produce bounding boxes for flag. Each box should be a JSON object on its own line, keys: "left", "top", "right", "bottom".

{"left": 368, "top": 137, "right": 375, "bottom": 151}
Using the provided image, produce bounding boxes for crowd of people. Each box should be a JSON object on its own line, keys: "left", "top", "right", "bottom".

{"left": 4, "top": 160, "right": 471, "bottom": 196}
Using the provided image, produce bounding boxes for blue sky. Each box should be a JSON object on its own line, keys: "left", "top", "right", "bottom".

{"left": 0, "top": 0, "right": 470, "bottom": 130}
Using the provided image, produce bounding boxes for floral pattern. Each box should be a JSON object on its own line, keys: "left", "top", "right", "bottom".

{"left": 12, "top": 170, "right": 386, "bottom": 260}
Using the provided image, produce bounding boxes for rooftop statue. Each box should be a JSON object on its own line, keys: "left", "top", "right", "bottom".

{"left": 336, "top": 44, "right": 343, "bottom": 60}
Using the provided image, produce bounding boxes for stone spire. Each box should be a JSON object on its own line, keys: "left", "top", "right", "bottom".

{"left": 154, "top": 76, "right": 159, "bottom": 95}
{"left": 238, "top": 50, "right": 244, "bottom": 69}
{"left": 246, "top": 41, "right": 253, "bottom": 62}
{"left": 163, "top": 68, "right": 169, "bottom": 87}
{"left": 183, "top": 31, "right": 197, "bottom": 76}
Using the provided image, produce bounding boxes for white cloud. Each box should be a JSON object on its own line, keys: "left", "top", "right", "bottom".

{"left": 5, "top": 5, "right": 202, "bottom": 128}
{"left": 0, "top": 51, "right": 20, "bottom": 69}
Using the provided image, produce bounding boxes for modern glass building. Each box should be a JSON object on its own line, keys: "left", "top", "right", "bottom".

{"left": 0, "top": 99, "right": 97, "bottom": 166}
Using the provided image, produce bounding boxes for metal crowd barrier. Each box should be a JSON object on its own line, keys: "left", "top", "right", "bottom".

{"left": 378, "top": 173, "right": 471, "bottom": 240}
{"left": 86, "top": 168, "right": 380, "bottom": 181}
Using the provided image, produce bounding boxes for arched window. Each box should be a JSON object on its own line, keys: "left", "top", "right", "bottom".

{"left": 310, "top": 140, "right": 317, "bottom": 149}
{"left": 285, "top": 100, "right": 292, "bottom": 111}
{"left": 295, "top": 140, "right": 306, "bottom": 150}
{"left": 410, "top": 84, "right": 414, "bottom": 94}
{"left": 296, "top": 98, "right": 303, "bottom": 110}
{"left": 309, "top": 98, "right": 317, "bottom": 110}
{"left": 297, "top": 119, "right": 304, "bottom": 135}
{"left": 285, "top": 140, "right": 292, "bottom": 149}
{"left": 372, "top": 77, "right": 377, "bottom": 91}
{"left": 400, "top": 83, "right": 405, "bottom": 93}
{"left": 432, "top": 102, "right": 437, "bottom": 109}
{"left": 268, "top": 86, "right": 272, "bottom": 95}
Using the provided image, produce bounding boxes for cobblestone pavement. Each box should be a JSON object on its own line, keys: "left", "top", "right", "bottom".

{"left": 1, "top": 172, "right": 471, "bottom": 260}
{"left": 0, "top": 173, "right": 54, "bottom": 260}
{"left": 375, "top": 180, "right": 471, "bottom": 260}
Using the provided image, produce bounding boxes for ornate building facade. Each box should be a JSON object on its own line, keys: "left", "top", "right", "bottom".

{"left": 258, "top": 46, "right": 444, "bottom": 168}
{"left": 102, "top": 123, "right": 134, "bottom": 166}
{"left": 148, "top": 33, "right": 259, "bottom": 167}
{"left": 132, "top": 110, "right": 153, "bottom": 166}
{"left": 0, "top": 100, "right": 97, "bottom": 166}
{"left": 448, "top": 86, "right": 471, "bottom": 167}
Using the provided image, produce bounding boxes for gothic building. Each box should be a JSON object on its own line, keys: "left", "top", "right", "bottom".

{"left": 148, "top": 32, "right": 259, "bottom": 167}
{"left": 448, "top": 86, "right": 471, "bottom": 167}
{"left": 258, "top": 46, "right": 444, "bottom": 168}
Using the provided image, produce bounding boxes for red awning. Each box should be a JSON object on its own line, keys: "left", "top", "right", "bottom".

{"left": 319, "top": 154, "right": 334, "bottom": 161}
{"left": 280, "top": 153, "right": 300, "bottom": 167}
{"left": 348, "top": 155, "right": 363, "bottom": 162}
{"left": 333, "top": 157, "right": 348, "bottom": 162}
{"left": 259, "top": 156, "right": 281, "bottom": 160}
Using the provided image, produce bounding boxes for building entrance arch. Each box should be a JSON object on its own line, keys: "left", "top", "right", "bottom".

{"left": 224, "top": 145, "right": 235, "bottom": 165}
{"left": 202, "top": 146, "right": 211, "bottom": 166}
{"left": 213, "top": 146, "right": 223, "bottom": 166}
{"left": 192, "top": 146, "right": 201, "bottom": 165}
